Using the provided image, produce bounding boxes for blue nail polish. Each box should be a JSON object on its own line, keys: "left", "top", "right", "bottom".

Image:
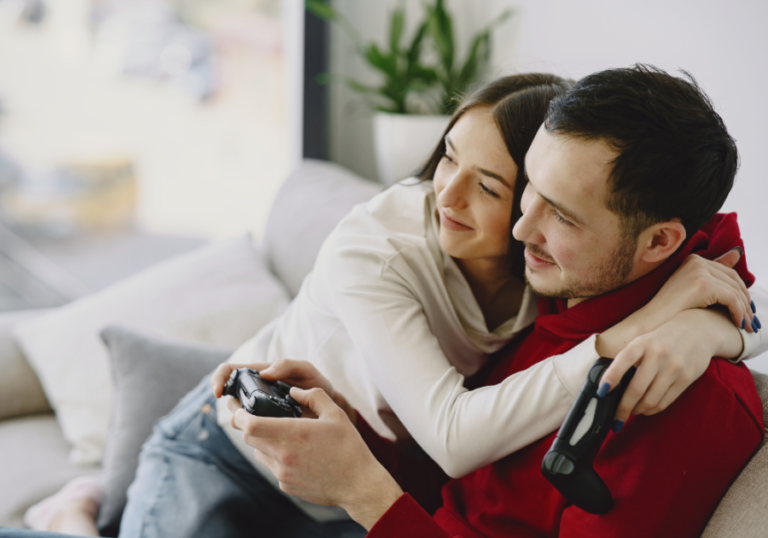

{"left": 751, "top": 320, "right": 758, "bottom": 332}
{"left": 612, "top": 420, "right": 624, "bottom": 433}
{"left": 742, "top": 318, "right": 746, "bottom": 330}
{"left": 597, "top": 382, "right": 611, "bottom": 398}
{"left": 731, "top": 246, "right": 744, "bottom": 258}
{"left": 751, "top": 300, "right": 757, "bottom": 314}
{"left": 755, "top": 316, "right": 762, "bottom": 329}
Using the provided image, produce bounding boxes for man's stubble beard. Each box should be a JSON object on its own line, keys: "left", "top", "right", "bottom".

{"left": 524, "top": 235, "right": 638, "bottom": 301}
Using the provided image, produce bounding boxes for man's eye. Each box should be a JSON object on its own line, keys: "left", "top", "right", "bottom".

{"left": 552, "top": 208, "right": 572, "bottom": 226}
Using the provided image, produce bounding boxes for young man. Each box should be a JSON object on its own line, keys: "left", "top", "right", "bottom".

{"left": 227, "top": 65, "right": 764, "bottom": 537}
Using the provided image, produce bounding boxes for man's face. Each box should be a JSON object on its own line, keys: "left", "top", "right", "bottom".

{"left": 512, "top": 125, "right": 640, "bottom": 302}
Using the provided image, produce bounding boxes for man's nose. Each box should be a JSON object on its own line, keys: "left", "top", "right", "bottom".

{"left": 512, "top": 188, "right": 541, "bottom": 243}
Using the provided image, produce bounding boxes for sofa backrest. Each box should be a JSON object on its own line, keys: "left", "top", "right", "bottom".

{"left": 262, "top": 159, "right": 383, "bottom": 298}
{"left": 702, "top": 370, "right": 768, "bottom": 537}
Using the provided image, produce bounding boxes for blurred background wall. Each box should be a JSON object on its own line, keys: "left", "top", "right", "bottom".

{"left": 328, "top": 0, "right": 768, "bottom": 285}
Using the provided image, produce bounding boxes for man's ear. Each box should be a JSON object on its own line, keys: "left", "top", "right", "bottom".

{"left": 637, "top": 220, "right": 686, "bottom": 264}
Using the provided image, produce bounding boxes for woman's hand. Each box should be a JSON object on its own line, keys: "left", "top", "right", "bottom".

{"left": 642, "top": 249, "right": 757, "bottom": 333}
{"left": 599, "top": 307, "right": 743, "bottom": 430}
{"left": 227, "top": 388, "right": 402, "bottom": 530}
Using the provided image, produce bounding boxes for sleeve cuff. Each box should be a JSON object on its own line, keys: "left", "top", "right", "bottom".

{"left": 732, "top": 326, "right": 764, "bottom": 363}
{"left": 553, "top": 334, "right": 600, "bottom": 398}
{"left": 735, "top": 284, "right": 768, "bottom": 363}
{"left": 367, "top": 494, "right": 451, "bottom": 538}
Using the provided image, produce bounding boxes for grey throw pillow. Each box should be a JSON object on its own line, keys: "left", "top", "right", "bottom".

{"left": 96, "top": 326, "right": 233, "bottom": 537}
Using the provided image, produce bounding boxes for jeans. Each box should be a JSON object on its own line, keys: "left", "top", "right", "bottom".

{"left": 1, "top": 377, "right": 367, "bottom": 538}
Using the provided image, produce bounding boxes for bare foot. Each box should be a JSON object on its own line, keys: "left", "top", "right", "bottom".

{"left": 49, "top": 497, "right": 100, "bottom": 536}
{"left": 24, "top": 476, "right": 101, "bottom": 536}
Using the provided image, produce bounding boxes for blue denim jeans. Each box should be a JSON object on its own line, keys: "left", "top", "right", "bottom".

{"left": 1, "top": 377, "right": 367, "bottom": 538}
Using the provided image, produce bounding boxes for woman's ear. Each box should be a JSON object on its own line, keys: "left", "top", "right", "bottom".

{"left": 637, "top": 220, "right": 687, "bottom": 264}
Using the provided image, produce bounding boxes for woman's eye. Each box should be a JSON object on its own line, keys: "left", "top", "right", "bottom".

{"left": 480, "top": 183, "right": 499, "bottom": 198}
{"left": 442, "top": 153, "right": 456, "bottom": 165}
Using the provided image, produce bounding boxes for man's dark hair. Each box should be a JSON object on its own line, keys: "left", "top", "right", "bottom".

{"left": 545, "top": 64, "right": 739, "bottom": 241}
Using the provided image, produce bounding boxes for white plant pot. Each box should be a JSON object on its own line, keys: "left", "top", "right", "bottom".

{"left": 373, "top": 112, "right": 451, "bottom": 185}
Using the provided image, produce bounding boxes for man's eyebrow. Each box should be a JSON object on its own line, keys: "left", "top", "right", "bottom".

{"left": 523, "top": 161, "right": 587, "bottom": 227}
{"left": 445, "top": 136, "right": 512, "bottom": 190}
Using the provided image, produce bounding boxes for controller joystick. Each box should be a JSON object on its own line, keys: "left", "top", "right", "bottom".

{"left": 542, "top": 358, "right": 635, "bottom": 514}
{"left": 223, "top": 367, "right": 302, "bottom": 418}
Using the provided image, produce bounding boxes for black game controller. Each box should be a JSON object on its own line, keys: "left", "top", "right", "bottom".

{"left": 541, "top": 358, "right": 636, "bottom": 514}
{"left": 223, "top": 367, "right": 302, "bottom": 418}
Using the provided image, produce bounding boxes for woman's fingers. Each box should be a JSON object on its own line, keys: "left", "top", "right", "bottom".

{"left": 706, "top": 278, "right": 753, "bottom": 332}
{"left": 641, "top": 382, "right": 686, "bottom": 416}
{"left": 705, "top": 264, "right": 754, "bottom": 329}
{"left": 599, "top": 344, "right": 643, "bottom": 397}
{"left": 612, "top": 358, "right": 657, "bottom": 428}
{"left": 713, "top": 248, "right": 741, "bottom": 269}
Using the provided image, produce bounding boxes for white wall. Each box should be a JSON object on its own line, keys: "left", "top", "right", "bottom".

{"left": 329, "top": 0, "right": 768, "bottom": 284}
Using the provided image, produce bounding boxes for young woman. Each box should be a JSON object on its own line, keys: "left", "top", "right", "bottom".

{"left": 19, "top": 74, "right": 763, "bottom": 538}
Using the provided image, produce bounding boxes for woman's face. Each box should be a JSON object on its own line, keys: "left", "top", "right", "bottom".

{"left": 433, "top": 107, "right": 518, "bottom": 264}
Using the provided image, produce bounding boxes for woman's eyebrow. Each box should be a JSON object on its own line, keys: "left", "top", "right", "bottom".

{"left": 445, "top": 136, "right": 512, "bottom": 190}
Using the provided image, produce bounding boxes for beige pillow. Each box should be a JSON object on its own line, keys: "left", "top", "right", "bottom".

{"left": 0, "top": 309, "right": 51, "bottom": 421}
{"left": 13, "top": 235, "right": 290, "bottom": 465}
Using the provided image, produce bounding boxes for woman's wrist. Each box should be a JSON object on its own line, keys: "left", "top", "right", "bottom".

{"left": 596, "top": 308, "right": 654, "bottom": 358}
{"left": 680, "top": 307, "right": 743, "bottom": 359}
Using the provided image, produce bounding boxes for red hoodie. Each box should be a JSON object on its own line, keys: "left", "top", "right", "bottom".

{"left": 363, "top": 213, "right": 764, "bottom": 538}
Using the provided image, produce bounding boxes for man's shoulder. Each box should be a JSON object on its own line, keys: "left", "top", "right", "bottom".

{"left": 699, "top": 359, "right": 764, "bottom": 435}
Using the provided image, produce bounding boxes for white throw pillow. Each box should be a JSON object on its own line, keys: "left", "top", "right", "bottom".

{"left": 13, "top": 234, "right": 290, "bottom": 465}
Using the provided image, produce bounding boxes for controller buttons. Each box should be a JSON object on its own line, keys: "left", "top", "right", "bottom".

{"left": 589, "top": 364, "right": 607, "bottom": 384}
{"left": 544, "top": 451, "right": 575, "bottom": 475}
{"left": 276, "top": 381, "right": 292, "bottom": 393}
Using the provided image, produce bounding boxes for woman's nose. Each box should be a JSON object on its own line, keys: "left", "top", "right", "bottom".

{"left": 438, "top": 172, "right": 469, "bottom": 208}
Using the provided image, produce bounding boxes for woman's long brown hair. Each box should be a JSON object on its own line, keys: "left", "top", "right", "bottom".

{"left": 416, "top": 74, "right": 573, "bottom": 279}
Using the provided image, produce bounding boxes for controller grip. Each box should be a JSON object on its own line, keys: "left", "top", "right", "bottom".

{"left": 547, "top": 467, "right": 613, "bottom": 514}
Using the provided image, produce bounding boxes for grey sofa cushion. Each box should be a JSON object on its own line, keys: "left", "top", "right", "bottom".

{"left": 0, "top": 413, "right": 98, "bottom": 529}
{"left": 96, "top": 326, "right": 233, "bottom": 537}
{"left": 702, "top": 370, "right": 768, "bottom": 537}
{"left": 263, "top": 159, "right": 382, "bottom": 297}
{"left": 0, "top": 309, "right": 51, "bottom": 421}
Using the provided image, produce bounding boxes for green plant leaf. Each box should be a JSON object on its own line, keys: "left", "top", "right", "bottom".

{"left": 426, "top": 0, "right": 455, "bottom": 72}
{"left": 365, "top": 44, "right": 398, "bottom": 78}
{"left": 458, "top": 32, "right": 490, "bottom": 89}
{"left": 407, "top": 22, "right": 428, "bottom": 66}
{"left": 389, "top": 4, "right": 405, "bottom": 54}
{"left": 305, "top": 0, "right": 336, "bottom": 22}
{"left": 346, "top": 79, "right": 381, "bottom": 94}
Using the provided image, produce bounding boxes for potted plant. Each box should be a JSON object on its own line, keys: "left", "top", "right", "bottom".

{"left": 306, "top": 0, "right": 512, "bottom": 184}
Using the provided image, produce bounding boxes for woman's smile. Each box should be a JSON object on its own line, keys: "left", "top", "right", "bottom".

{"left": 441, "top": 210, "right": 474, "bottom": 232}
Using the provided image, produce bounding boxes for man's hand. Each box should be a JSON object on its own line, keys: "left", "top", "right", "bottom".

{"left": 212, "top": 358, "right": 357, "bottom": 424}
{"left": 227, "top": 388, "right": 403, "bottom": 530}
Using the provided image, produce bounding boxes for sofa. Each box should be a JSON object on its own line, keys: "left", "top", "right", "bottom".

{"left": 0, "top": 160, "right": 766, "bottom": 536}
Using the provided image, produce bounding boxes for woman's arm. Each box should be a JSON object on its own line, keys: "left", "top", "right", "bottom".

{"left": 332, "top": 267, "right": 761, "bottom": 479}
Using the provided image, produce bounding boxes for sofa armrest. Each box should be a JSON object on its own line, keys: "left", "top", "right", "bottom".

{"left": 0, "top": 309, "right": 52, "bottom": 421}
{"left": 701, "top": 370, "right": 768, "bottom": 537}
